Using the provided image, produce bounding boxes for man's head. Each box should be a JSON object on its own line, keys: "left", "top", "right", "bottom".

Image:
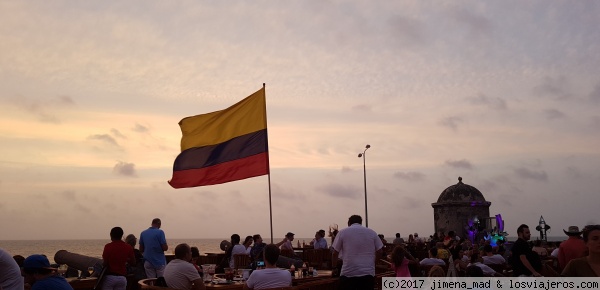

{"left": 348, "top": 215, "right": 362, "bottom": 226}
{"left": 110, "top": 227, "right": 124, "bottom": 241}
{"left": 22, "top": 255, "right": 55, "bottom": 283}
{"left": 124, "top": 234, "right": 137, "bottom": 247}
{"left": 174, "top": 243, "right": 192, "bottom": 262}
{"left": 151, "top": 218, "right": 162, "bottom": 228}
{"left": 429, "top": 247, "right": 438, "bottom": 258}
{"left": 483, "top": 244, "right": 493, "bottom": 255}
{"left": 231, "top": 234, "right": 241, "bottom": 245}
{"left": 285, "top": 232, "right": 295, "bottom": 241}
{"left": 517, "top": 224, "right": 531, "bottom": 241}
{"left": 396, "top": 233, "right": 401, "bottom": 238}
{"left": 253, "top": 234, "right": 263, "bottom": 244}
{"left": 318, "top": 229, "right": 326, "bottom": 238}
{"left": 263, "top": 244, "right": 280, "bottom": 266}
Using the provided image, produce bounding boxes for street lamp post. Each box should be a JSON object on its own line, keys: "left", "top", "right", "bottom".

{"left": 358, "top": 144, "right": 371, "bottom": 228}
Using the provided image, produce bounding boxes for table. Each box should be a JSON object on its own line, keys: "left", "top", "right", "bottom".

{"left": 203, "top": 269, "right": 334, "bottom": 289}
{"left": 67, "top": 277, "right": 98, "bottom": 290}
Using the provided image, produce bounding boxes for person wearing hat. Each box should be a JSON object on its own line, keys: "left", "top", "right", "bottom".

{"left": 558, "top": 226, "right": 587, "bottom": 270}
{"left": 0, "top": 248, "right": 24, "bottom": 290}
{"left": 275, "top": 232, "right": 295, "bottom": 251}
{"left": 21, "top": 254, "right": 73, "bottom": 290}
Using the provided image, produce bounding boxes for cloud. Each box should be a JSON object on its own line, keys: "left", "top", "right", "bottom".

{"left": 452, "top": 9, "right": 493, "bottom": 40}
{"left": 393, "top": 171, "right": 426, "bottom": 182}
{"left": 590, "top": 83, "right": 600, "bottom": 104}
{"left": 533, "top": 76, "right": 572, "bottom": 100}
{"left": 351, "top": 104, "right": 372, "bottom": 113}
{"left": 113, "top": 161, "right": 137, "bottom": 177}
{"left": 439, "top": 116, "right": 463, "bottom": 131}
{"left": 316, "top": 183, "right": 360, "bottom": 199}
{"left": 132, "top": 123, "right": 149, "bottom": 133}
{"left": 467, "top": 94, "right": 507, "bottom": 111}
{"left": 341, "top": 166, "right": 355, "bottom": 173}
{"left": 445, "top": 159, "right": 473, "bottom": 170}
{"left": 387, "top": 14, "right": 426, "bottom": 47}
{"left": 6, "top": 95, "right": 75, "bottom": 124}
{"left": 565, "top": 166, "right": 581, "bottom": 179}
{"left": 543, "top": 109, "right": 566, "bottom": 120}
{"left": 110, "top": 128, "right": 127, "bottom": 139}
{"left": 87, "top": 134, "right": 119, "bottom": 147}
{"left": 514, "top": 167, "right": 548, "bottom": 182}
{"left": 59, "top": 190, "right": 76, "bottom": 199}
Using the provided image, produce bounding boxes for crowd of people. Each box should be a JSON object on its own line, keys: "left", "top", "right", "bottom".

{"left": 1, "top": 217, "right": 599, "bottom": 290}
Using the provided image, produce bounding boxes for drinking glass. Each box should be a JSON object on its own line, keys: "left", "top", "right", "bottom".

{"left": 87, "top": 266, "right": 94, "bottom": 277}
{"left": 57, "top": 264, "right": 68, "bottom": 277}
{"left": 77, "top": 270, "right": 82, "bottom": 279}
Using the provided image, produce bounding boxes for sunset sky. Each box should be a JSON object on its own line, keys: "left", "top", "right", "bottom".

{"left": 1, "top": 1, "right": 599, "bottom": 241}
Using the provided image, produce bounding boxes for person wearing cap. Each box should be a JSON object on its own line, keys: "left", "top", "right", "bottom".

{"left": 21, "top": 254, "right": 73, "bottom": 290}
{"left": 0, "top": 248, "right": 24, "bottom": 290}
{"left": 275, "top": 232, "right": 295, "bottom": 251}
{"left": 309, "top": 230, "right": 328, "bottom": 249}
{"left": 139, "top": 218, "right": 168, "bottom": 278}
{"left": 558, "top": 226, "right": 587, "bottom": 270}
{"left": 102, "top": 227, "right": 136, "bottom": 290}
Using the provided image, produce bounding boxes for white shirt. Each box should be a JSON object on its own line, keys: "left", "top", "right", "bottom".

{"left": 0, "top": 248, "right": 24, "bottom": 290}
{"left": 551, "top": 248, "right": 559, "bottom": 258}
{"left": 482, "top": 254, "right": 506, "bottom": 265}
{"left": 281, "top": 240, "right": 293, "bottom": 250}
{"left": 246, "top": 268, "right": 292, "bottom": 290}
{"left": 468, "top": 262, "right": 496, "bottom": 276}
{"left": 230, "top": 244, "right": 247, "bottom": 268}
{"left": 331, "top": 223, "right": 384, "bottom": 277}
{"left": 419, "top": 258, "right": 446, "bottom": 266}
{"left": 164, "top": 259, "right": 201, "bottom": 290}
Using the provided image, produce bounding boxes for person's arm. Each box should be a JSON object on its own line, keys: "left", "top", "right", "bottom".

{"left": 191, "top": 278, "right": 205, "bottom": 290}
{"left": 519, "top": 255, "right": 541, "bottom": 277}
{"left": 162, "top": 243, "right": 168, "bottom": 251}
{"left": 274, "top": 238, "right": 288, "bottom": 248}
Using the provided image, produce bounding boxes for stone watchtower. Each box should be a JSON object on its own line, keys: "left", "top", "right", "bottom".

{"left": 431, "top": 177, "right": 491, "bottom": 240}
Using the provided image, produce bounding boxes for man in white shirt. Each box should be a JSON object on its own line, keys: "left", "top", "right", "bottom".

{"left": 467, "top": 253, "right": 497, "bottom": 276}
{"left": 419, "top": 247, "right": 446, "bottom": 266}
{"left": 243, "top": 244, "right": 292, "bottom": 290}
{"left": 481, "top": 245, "right": 506, "bottom": 265}
{"left": 163, "top": 243, "right": 205, "bottom": 290}
{"left": 310, "top": 230, "right": 328, "bottom": 249}
{"left": 332, "top": 215, "right": 383, "bottom": 290}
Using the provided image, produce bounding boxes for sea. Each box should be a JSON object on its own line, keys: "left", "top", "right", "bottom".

{"left": 0, "top": 237, "right": 324, "bottom": 264}
{"left": 0, "top": 236, "right": 566, "bottom": 264}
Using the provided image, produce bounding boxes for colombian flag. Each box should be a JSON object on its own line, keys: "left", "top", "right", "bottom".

{"left": 168, "top": 87, "right": 269, "bottom": 188}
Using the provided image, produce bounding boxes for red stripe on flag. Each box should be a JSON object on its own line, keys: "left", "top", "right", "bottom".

{"left": 169, "top": 152, "right": 269, "bottom": 188}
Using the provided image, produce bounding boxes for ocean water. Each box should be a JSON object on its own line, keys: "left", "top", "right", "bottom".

{"left": 0, "top": 237, "right": 323, "bottom": 264}
{"left": 0, "top": 239, "right": 226, "bottom": 264}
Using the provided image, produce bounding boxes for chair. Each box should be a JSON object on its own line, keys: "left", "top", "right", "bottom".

{"left": 294, "top": 277, "right": 339, "bottom": 290}
{"left": 234, "top": 254, "right": 251, "bottom": 269}
{"left": 280, "top": 249, "right": 296, "bottom": 258}
{"left": 304, "top": 249, "right": 330, "bottom": 269}
{"left": 138, "top": 278, "right": 177, "bottom": 290}
{"left": 374, "top": 271, "right": 396, "bottom": 290}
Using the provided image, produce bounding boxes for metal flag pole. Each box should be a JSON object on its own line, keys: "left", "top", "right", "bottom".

{"left": 263, "top": 83, "right": 274, "bottom": 243}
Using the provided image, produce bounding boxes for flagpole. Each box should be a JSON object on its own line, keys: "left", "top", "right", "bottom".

{"left": 263, "top": 83, "right": 274, "bottom": 244}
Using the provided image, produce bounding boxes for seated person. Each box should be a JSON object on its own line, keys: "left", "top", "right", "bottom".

{"left": 275, "top": 232, "right": 295, "bottom": 250}
{"left": 163, "top": 243, "right": 205, "bottom": 290}
{"left": 22, "top": 255, "right": 71, "bottom": 290}
{"left": 1, "top": 248, "right": 24, "bottom": 290}
{"left": 243, "top": 244, "right": 292, "bottom": 290}
{"left": 482, "top": 244, "right": 506, "bottom": 265}
{"left": 250, "top": 234, "right": 266, "bottom": 263}
{"left": 309, "top": 230, "right": 328, "bottom": 249}
{"left": 419, "top": 247, "right": 446, "bottom": 266}
{"left": 467, "top": 253, "right": 496, "bottom": 277}
{"left": 229, "top": 234, "right": 247, "bottom": 269}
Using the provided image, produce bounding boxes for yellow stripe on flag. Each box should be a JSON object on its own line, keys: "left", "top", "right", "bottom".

{"left": 179, "top": 88, "right": 266, "bottom": 151}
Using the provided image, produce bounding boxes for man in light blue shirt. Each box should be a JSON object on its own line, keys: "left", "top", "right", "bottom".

{"left": 310, "top": 230, "right": 328, "bottom": 249}
{"left": 140, "top": 218, "right": 168, "bottom": 278}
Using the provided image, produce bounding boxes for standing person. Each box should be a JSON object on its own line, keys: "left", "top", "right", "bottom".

{"left": 139, "top": 218, "right": 168, "bottom": 278}
{"left": 124, "top": 234, "right": 146, "bottom": 281}
{"left": 331, "top": 215, "right": 384, "bottom": 290}
{"left": 388, "top": 246, "right": 417, "bottom": 277}
{"left": 163, "top": 244, "right": 205, "bottom": 290}
{"left": 102, "top": 227, "right": 136, "bottom": 290}
{"left": 0, "top": 248, "right": 24, "bottom": 290}
{"left": 559, "top": 226, "right": 587, "bottom": 271}
{"left": 243, "top": 244, "right": 292, "bottom": 290}
{"left": 510, "top": 224, "right": 542, "bottom": 277}
{"left": 562, "top": 225, "right": 600, "bottom": 277}
{"left": 21, "top": 255, "right": 73, "bottom": 290}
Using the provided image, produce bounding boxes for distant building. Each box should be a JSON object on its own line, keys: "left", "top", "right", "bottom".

{"left": 432, "top": 177, "right": 491, "bottom": 241}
